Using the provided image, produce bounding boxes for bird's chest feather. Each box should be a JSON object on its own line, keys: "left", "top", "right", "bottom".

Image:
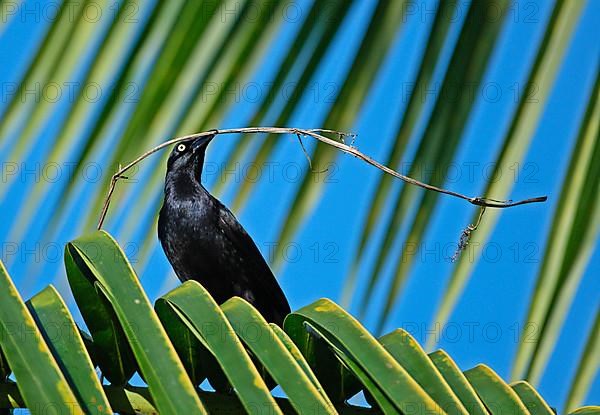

{"left": 159, "top": 192, "right": 234, "bottom": 270}
{"left": 162, "top": 195, "right": 216, "bottom": 242}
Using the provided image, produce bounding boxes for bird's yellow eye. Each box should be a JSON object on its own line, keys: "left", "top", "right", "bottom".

{"left": 177, "top": 144, "right": 186, "bottom": 152}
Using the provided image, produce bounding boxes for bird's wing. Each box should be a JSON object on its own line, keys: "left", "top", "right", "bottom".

{"left": 216, "top": 202, "right": 291, "bottom": 319}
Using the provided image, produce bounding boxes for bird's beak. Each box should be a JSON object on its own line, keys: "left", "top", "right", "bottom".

{"left": 191, "top": 134, "right": 215, "bottom": 152}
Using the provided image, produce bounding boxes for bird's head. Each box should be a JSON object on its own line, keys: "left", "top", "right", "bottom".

{"left": 166, "top": 134, "right": 215, "bottom": 182}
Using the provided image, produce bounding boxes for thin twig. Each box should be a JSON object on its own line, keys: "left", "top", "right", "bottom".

{"left": 97, "top": 127, "right": 547, "bottom": 229}
{"left": 295, "top": 133, "right": 328, "bottom": 174}
{"left": 296, "top": 133, "right": 314, "bottom": 170}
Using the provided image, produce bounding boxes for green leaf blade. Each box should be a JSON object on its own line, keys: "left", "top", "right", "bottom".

{"left": 26, "top": 285, "right": 113, "bottom": 414}
{"left": 0, "top": 261, "right": 82, "bottom": 413}
{"left": 429, "top": 350, "right": 488, "bottom": 415}
{"left": 380, "top": 329, "right": 467, "bottom": 413}
{"left": 510, "top": 381, "right": 554, "bottom": 415}
{"left": 157, "top": 280, "right": 282, "bottom": 415}
{"left": 464, "top": 365, "right": 530, "bottom": 415}
{"left": 222, "top": 297, "right": 337, "bottom": 414}
{"left": 285, "top": 298, "right": 440, "bottom": 413}
{"left": 65, "top": 230, "right": 208, "bottom": 414}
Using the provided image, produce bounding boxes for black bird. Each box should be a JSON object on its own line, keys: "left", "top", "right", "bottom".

{"left": 158, "top": 134, "right": 291, "bottom": 325}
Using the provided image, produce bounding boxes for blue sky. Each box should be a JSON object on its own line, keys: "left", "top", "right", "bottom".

{"left": 0, "top": 0, "right": 598, "bottom": 409}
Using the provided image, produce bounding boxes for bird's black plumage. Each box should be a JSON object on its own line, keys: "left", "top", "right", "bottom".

{"left": 158, "top": 134, "right": 291, "bottom": 325}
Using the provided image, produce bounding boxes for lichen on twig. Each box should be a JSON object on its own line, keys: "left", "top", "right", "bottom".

{"left": 451, "top": 206, "right": 487, "bottom": 262}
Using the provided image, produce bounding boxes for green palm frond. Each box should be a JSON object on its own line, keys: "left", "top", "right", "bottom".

{"left": 427, "top": 0, "right": 586, "bottom": 350}
{"left": 272, "top": 0, "right": 410, "bottom": 271}
{"left": 564, "top": 308, "right": 600, "bottom": 413}
{"left": 342, "top": 0, "right": 458, "bottom": 307}
{"left": 0, "top": 231, "right": 597, "bottom": 413}
{"left": 366, "top": 0, "right": 511, "bottom": 333}
{"left": 512, "top": 71, "right": 600, "bottom": 384}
